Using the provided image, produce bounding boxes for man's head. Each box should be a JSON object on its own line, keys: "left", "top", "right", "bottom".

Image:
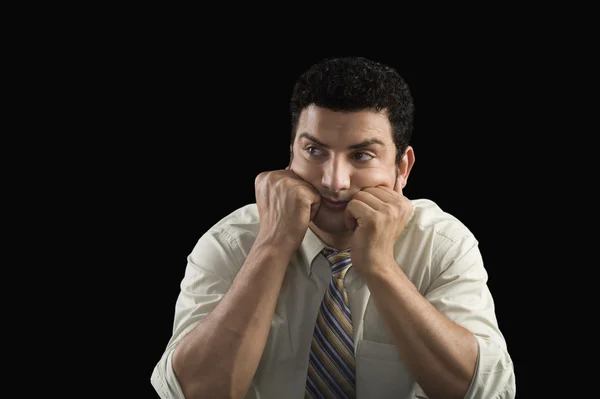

{"left": 288, "top": 56, "right": 416, "bottom": 240}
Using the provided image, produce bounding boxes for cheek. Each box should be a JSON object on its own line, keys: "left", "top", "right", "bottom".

{"left": 290, "top": 153, "right": 321, "bottom": 182}
{"left": 352, "top": 169, "right": 396, "bottom": 189}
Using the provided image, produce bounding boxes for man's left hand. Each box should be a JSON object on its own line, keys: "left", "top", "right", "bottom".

{"left": 344, "top": 176, "right": 413, "bottom": 275}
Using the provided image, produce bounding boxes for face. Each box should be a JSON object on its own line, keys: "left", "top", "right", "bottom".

{"left": 290, "top": 105, "right": 404, "bottom": 242}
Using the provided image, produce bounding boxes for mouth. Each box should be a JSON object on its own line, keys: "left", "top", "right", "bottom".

{"left": 321, "top": 198, "right": 349, "bottom": 211}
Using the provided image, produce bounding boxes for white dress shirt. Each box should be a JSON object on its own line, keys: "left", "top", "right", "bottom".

{"left": 151, "top": 199, "right": 516, "bottom": 398}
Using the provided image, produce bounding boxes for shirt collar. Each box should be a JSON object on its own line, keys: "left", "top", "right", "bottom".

{"left": 297, "top": 203, "right": 417, "bottom": 276}
{"left": 297, "top": 227, "right": 328, "bottom": 276}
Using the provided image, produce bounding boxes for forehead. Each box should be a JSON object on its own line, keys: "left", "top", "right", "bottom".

{"left": 296, "top": 105, "right": 393, "bottom": 145}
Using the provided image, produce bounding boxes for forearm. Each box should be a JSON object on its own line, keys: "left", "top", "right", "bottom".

{"left": 172, "top": 241, "right": 293, "bottom": 399}
{"left": 363, "top": 263, "right": 478, "bottom": 399}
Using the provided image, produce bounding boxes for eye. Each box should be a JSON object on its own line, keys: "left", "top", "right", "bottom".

{"left": 352, "top": 152, "right": 374, "bottom": 161}
{"left": 305, "top": 146, "right": 325, "bottom": 157}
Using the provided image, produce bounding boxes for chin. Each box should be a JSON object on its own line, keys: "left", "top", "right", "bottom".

{"left": 312, "top": 211, "right": 350, "bottom": 235}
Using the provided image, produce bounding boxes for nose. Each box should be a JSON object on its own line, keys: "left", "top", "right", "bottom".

{"left": 321, "top": 157, "right": 350, "bottom": 193}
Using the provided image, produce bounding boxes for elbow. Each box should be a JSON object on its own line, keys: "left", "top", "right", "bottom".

{"left": 176, "top": 380, "right": 247, "bottom": 399}
{"left": 172, "top": 345, "right": 220, "bottom": 399}
{"left": 172, "top": 345, "right": 248, "bottom": 399}
{"left": 460, "top": 331, "right": 480, "bottom": 390}
{"left": 441, "top": 329, "right": 480, "bottom": 399}
{"left": 463, "top": 336, "right": 516, "bottom": 399}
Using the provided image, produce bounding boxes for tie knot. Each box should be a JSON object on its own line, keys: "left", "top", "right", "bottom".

{"left": 321, "top": 248, "right": 352, "bottom": 278}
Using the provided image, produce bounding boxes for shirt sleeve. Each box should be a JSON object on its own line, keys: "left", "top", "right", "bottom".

{"left": 150, "top": 227, "right": 243, "bottom": 399}
{"left": 424, "top": 234, "right": 516, "bottom": 399}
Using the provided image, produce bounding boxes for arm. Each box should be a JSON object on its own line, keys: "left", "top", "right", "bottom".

{"left": 345, "top": 182, "right": 514, "bottom": 399}
{"left": 151, "top": 169, "right": 321, "bottom": 399}
{"left": 362, "top": 259, "right": 477, "bottom": 399}
{"left": 419, "top": 238, "right": 515, "bottom": 399}
{"left": 172, "top": 239, "right": 293, "bottom": 399}
{"left": 362, "top": 238, "right": 515, "bottom": 399}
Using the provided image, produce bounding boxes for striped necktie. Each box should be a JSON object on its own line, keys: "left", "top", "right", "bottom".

{"left": 305, "top": 248, "right": 356, "bottom": 399}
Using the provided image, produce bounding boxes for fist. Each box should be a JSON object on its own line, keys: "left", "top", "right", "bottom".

{"left": 254, "top": 169, "right": 321, "bottom": 251}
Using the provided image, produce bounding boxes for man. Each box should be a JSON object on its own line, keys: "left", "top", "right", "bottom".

{"left": 151, "top": 56, "right": 515, "bottom": 399}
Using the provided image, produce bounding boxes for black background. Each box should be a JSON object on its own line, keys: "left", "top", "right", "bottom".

{"left": 7, "top": 8, "right": 569, "bottom": 397}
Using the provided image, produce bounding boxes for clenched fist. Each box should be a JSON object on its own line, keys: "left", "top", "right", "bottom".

{"left": 344, "top": 176, "right": 413, "bottom": 275}
{"left": 254, "top": 169, "right": 321, "bottom": 252}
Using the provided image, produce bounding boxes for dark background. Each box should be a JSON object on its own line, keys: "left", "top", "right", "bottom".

{"left": 8, "top": 8, "right": 571, "bottom": 396}
{"left": 96, "top": 49, "right": 533, "bottom": 397}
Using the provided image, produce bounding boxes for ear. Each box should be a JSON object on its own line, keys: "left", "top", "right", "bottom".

{"left": 397, "top": 146, "right": 415, "bottom": 189}
{"left": 288, "top": 144, "right": 294, "bottom": 168}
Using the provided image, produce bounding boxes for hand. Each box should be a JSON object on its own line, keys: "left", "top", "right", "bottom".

{"left": 254, "top": 168, "right": 321, "bottom": 252}
{"left": 344, "top": 176, "right": 413, "bottom": 275}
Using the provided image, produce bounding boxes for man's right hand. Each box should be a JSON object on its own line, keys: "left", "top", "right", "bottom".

{"left": 254, "top": 169, "right": 321, "bottom": 252}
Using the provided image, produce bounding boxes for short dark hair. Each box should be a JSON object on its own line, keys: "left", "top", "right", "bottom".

{"left": 289, "top": 56, "right": 415, "bottom": 164}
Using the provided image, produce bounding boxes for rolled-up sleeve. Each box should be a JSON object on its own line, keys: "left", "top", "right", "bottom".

{"left": 425, "top": 235, "right": 516, "bottom": 399}
{"left": 151, "top": 227, "right": 242, "bottom": 399}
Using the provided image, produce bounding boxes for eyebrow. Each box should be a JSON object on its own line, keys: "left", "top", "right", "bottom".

{"left": 298, "top": 132, "right": 385, "bottom": 150}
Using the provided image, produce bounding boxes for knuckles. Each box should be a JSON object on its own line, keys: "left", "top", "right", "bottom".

{"left": 255, "top": 170, "right": 314, "bottom": 202}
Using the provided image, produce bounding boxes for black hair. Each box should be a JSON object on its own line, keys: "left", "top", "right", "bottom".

{"left": 290, "top": 56, "right": 415, "bottom": 164}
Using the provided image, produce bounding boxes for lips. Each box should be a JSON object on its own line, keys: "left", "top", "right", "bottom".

{"left": 321, "top": 198, "right": 349, "bottom": 210}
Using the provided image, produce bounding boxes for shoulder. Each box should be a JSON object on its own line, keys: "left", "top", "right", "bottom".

{"left": 207, "top": 203, "right": 261, "bottom": 239}
{"left": 399, "top": 199, "right": 483, "bottom": 289}
{"left": 213, "top": 203, "right": 260, "bottom": 226}
{"left": 188, "top": 203, "right": 260, "bottom": 280}
{"left": 407, "top": 198, "right": 475, "bottom": 244}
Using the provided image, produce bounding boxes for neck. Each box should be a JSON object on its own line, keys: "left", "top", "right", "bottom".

{"left": 309, "top": 223, "right": 352, "bottom": 251}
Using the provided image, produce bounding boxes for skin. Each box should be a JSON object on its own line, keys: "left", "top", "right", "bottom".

{"left": 289, "top": 104, "right": 410, "bottom": 252}
{"left": 172, "top": 147, "right": 321, "bottom": 398}
{"left": 172, "top": 105, "right": 478, "bottom": 399}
